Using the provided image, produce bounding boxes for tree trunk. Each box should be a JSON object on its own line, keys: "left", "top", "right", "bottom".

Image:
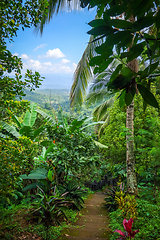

{"left": 126, "top": 57, "right": 138, "bottom": 195}
{"left": 126, "top": 100, "right": 138, "bottom": 195}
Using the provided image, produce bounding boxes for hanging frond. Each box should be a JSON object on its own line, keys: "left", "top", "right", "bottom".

{"left": 70, "top": 35, "right": 102, "bottom": 108}
{"left": 92, "top": 97, "right": 115, "bottom": 121}
{"left": 98, "top": 115, "right": 110, "bottom": 138}
{"left": 37, "top": 0, "right": 81, "bottom": 34}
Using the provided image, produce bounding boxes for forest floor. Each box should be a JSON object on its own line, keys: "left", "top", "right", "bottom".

{"left": 58, "top": 191, "right": 112, "bottom": 240}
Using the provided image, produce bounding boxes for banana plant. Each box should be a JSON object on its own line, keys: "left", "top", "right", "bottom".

{"left": 1, "top": 103, "right": 45, "bottom": 140}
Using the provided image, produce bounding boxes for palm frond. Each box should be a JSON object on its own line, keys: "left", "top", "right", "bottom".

{"left": 70, "top": 35, "right": 101, "bottom": 108}
{"left": 86, "top": 89, "right": 113, "bottom": 106}
{"left": 92, "top": 97, "right": 115, "bottom": 121}
{"left": 98, "top": 115, "right": 110, "bottom": 138}
{"left": 37, "top": 0, "right": 81, "bottom": 34}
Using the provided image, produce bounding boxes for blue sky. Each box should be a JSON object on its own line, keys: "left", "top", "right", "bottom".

{"left": 8, "top": 8, "right": 96, "bottom": 89}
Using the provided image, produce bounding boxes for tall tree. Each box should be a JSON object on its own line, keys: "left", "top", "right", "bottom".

{"left": 0, "top": 0, "right": 48, "bottom": 118}
{"left": 70, "top": 0, "right": 160, "bottom": 195}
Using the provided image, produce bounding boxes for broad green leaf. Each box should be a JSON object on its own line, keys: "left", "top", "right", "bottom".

{"left": 22, "top": 183, "right": 42, "bottom": 192}
{"left": 23, "top": 103, "right": 37, "bottom": 127}
{"left": 88, "top": 19, "right": 106, "bottom": 27}
{"left": 105, "top": 30, "right": 132, "bottom": 46}
{"left": 110, "top": 19, "right": 133, "bottom": 29}
{"left": 47, "top": 170, "right": 53, "bottom": 182}
{"left": 108, "top": 73, "right": 131, "bottom": 91}
{"left": 98, "top": 58, "right": 113, "bottom": 73}
{"left": 20, "top": 173, "right": 46, "bottom": 180}
{"left": 137, "top": 84, "right": 159, "bottom": 108}
{"left": 127, "top": 42, "right": 146, "bottom": 62}
{"left": 69, "top": 119, "right": 85, "bottom": 132}
{"left": 109, "top": 64, "right": 123, "bottom": 82}
{"left": 133, "top": 16, "right": 155, "bottom": 32}
{"left": 149, "top": 61, "right": 159, "bottom": 75}
{"left": 125, "top": 92, "right": 134, "bottom": 106}
{"left": 87, "top": 26, "right": 115, "bottom": 36}
{"left": 104, "top": 5, "right": 127, "bottom": 16}
{"left": 89, "top": 56, "right": 104, "bottom": 67}
{"left": 140, "top": 61, "right": 159, "bottom": 79}
{"left": 119, "top": 89, "right": 126, "bottom": 108}
{"left": 95, "top": 44, "right": 113, "bottom": 57}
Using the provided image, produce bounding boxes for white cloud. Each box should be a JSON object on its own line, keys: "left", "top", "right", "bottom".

{"left": 22, "top": 57, "right": 75, "bottom": 75}
{"left": 59, "top": 66, "right": 72, "bottom": 73}
{"left": 43, "top": 62, "right": 52, "bottom": 66}
{"left": 28, "top": 59, "right": 41, "bottom": 70}
{"left": 34, "top": 44, "right": 47, "bottom": 51}
{"left": 20, "top": 54, "right": 29, "bottom": 60}
{"left": 61, "top": 58, "right": 70, "bottom": 64}
{"left": 45, "top": 48, "right": 65, "bottom": 59}
{"left": 13, "top": 52, "right": 19, "bottom": 56}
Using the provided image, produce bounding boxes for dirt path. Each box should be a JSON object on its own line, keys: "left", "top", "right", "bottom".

{"left": 58, "top": 192, "right": 111, "bottom": 240}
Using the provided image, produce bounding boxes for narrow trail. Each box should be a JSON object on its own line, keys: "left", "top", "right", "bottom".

{"left": 58, "top": 191, "right": 111, "bottom": 240}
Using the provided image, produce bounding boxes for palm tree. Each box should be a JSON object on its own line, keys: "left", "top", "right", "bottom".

{"left": 69, "top": 15, "right": 139, "bottom": 195}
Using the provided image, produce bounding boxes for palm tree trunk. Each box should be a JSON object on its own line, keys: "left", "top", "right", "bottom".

{"left": 126, "top": 57, "right": 138, "bottom": 195}
{"left": 126, "top": 100, "right": 138, "bottom": 195}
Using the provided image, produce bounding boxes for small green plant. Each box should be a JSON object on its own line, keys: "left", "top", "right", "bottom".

{"left": 58, "top": 180, "right": 88, "bottom": 210}
{"left": 31, "top": 185, "right": 69, "bottom": 226}
{"left": 115, "top": 193, "right": 138, "bottom": 220}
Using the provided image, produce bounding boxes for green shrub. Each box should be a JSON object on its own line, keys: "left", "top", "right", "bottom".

{"left": 109, "top": 199, "right": 160, "bottom": 240}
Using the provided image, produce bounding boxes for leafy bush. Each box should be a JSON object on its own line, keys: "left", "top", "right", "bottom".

{"left": 0, "top": 136, "right": 38, "bottom": 205}
{"left": 109, "top": 199, "right": 160, "bottom": 240}
{"left": 115, "top": 193, "right": 138, "bottom": 220}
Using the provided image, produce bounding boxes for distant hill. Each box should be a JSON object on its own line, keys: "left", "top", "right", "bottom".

{"left": 23, "top": 89, "right": 70, "bottom": 112}
{"left": 22, "top": 88, "right": 97, "bottom": 118}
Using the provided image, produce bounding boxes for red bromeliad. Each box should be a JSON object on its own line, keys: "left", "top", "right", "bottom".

{"left": 114, "top": 218, "right": 139, "bottom": 240}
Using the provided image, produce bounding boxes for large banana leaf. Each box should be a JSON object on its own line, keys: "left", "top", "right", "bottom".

{"left": 1, "top": 121, "right": 21, "bottom": 138}
{"left": 36, "top": 108, "right": 55, "bottom": 123}
{"left": 34, "top": 125, "right": 45, "bottom": 139}
{"left": 19, "top": 126, "right": 34, "bottom": 139}
{"left": 23, "top": 103, "right": 37, "bottom": 127}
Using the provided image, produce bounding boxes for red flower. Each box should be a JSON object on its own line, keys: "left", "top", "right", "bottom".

{"left": 114, "top": 218, "right": 139, "bottom": 239}
{"left": 53, "top": 140, "right": 55, "bottom": 143}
